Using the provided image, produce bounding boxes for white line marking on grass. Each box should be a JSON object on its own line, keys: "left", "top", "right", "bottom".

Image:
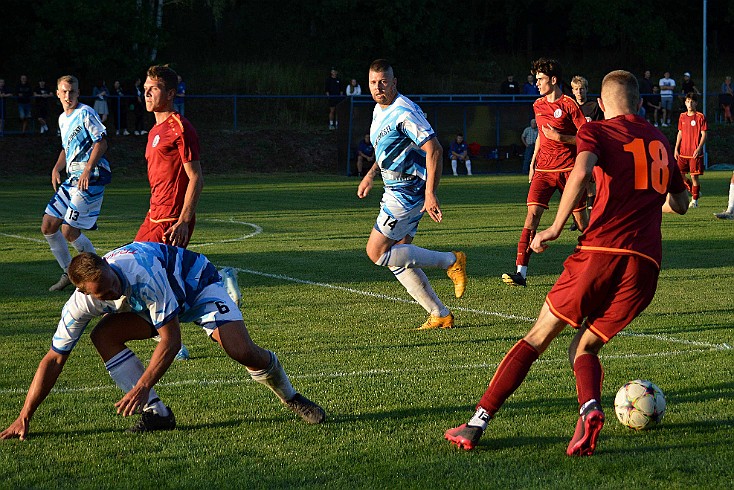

{"left": 188, "top": 220, "right": 262, "bottom": 248}
{"left": 0, "top": 232, "right": 45, "bottom": 244}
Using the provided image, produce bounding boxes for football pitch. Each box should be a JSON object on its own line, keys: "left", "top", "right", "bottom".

{"left": 0, "top": 173, "right": 732, "bottom": 489}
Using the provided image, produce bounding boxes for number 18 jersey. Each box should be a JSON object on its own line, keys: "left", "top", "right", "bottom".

{"left": 575, "top": 114, "right": 685, "bottom": 269}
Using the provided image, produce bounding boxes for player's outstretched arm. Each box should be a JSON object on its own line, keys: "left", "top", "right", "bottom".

{"left": 1, "top": 349, "right": 68, "bottom": 441}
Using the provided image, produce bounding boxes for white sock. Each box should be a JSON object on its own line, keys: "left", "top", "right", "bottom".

{"left": 451, "top": 160, "right": 458, "bottom": 174}
{"left": 516, "top": 265, "right": 528, "bottom": 278}
{"left": 377, "top": 244, "right": 456, "bottom": 269}
{"left": 248, "top": 351, "right": 297, "bottom": 403}
{"left": 727, "top": 183, "right": 734, "bottom": 212}
{"left": 468, "top": 407, "right": 491, "bottom": 430}
{"left": 104, "top": 348, "right": 168, "bottom": 415}
{"left": 390, "top": 266, "right": 449, "bottom": 317}
{"left": 465, "top": 160, "right": 472, "bottom": 175}
{"left": 72, "top": 233, "right": 96, "bottom": 253}
{"left": 44, "top": 231, "right": 71, "bottom": 271}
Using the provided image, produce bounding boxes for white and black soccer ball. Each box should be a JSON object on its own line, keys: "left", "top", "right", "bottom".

{"left": 614, "top": 379, "right": 666, "bottom": 430}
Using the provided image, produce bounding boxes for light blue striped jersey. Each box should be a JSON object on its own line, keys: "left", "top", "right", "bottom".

{"left": 370, "top": 93, "right": 435, "bottom": 198}
{"left": 52, "top": 242, "right": 220, "bottom": 354}
{"left": 57, "top": 102, "right": 111, "bottom": 185}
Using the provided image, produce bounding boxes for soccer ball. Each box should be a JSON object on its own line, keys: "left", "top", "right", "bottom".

{"left": 614, "top": 379, "right": 666, "bottom": 430}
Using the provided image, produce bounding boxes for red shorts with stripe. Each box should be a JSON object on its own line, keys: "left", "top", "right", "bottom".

{"left": 545, "top": 251, "right": 659, "bottom": 343}
{"left": 677, "top": 156, "right": 704, "bottom": 176}
{"left": 527, "top": 170, "right": 587, "bottom": 211}
{"left": 135, "top": 213, "right": 195, "bottom": 246}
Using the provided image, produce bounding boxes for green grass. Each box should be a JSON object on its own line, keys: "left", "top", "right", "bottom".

{"left": 0, "top": 173, "right": 732, "bottom": 489}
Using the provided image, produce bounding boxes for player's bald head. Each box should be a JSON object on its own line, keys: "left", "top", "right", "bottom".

{"left": 600, "top": 70, "right": 639, "bottom": 114}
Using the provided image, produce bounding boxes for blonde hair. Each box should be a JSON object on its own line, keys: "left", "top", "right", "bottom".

{"left": 56, "top": 75, "right": 79, "bottom": 89}
{"left": 570, "top": 75, "right": 588, "bottom": 90}
{"left": 68, "top": 252, "right": 106, "bottom": 287}
{"left": 601, "top": 70, "right": 640, "bottom": 112}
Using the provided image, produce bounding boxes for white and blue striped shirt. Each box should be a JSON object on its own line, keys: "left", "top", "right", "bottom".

{"left": 57, "top": 102, "right": 111, "bottom": 185}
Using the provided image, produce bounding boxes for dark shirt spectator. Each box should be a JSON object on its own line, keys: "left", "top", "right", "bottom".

{"left": 500, "top": 75, "right": 520, "bottom": 94}
{"left": 522, "top": 74, "right": 540, "bottom": 95}
{"left": 17, "top": 75, "right": 33, "bottom": 133}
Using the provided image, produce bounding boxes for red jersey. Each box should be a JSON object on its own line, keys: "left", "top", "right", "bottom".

{"left": 677, "top": 111, "right": 707, "bottom": 157}
{"left": 145, "top": 113, "right": 200, "bottom": 221}
{"left": 533, "top": 94, "right": 587, "bottom": 172}
{"left": 576, "top": 114, "right": 685, "bottom": 268}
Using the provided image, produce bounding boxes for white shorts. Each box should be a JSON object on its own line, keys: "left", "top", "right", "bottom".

{"left": 179, "top": 281, "right": 244, "bottom": 337}
{"left": 44, "top": 180, "right": 105, "bottom": 230}
{"left": 373, "top": 190, "right": 424, "bottom": 241}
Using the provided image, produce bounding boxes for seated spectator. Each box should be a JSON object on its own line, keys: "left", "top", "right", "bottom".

{"left": 500, "top": 75, "right": 520, "bottom": 94}
{"left": 720, "top": 76, "right": 733, "bottom": 124}
{"left": 346, "top": 78, "right": 361, "bottom": 96}
{"left": 449, "top": 134, "right": 472, "bottom": 176}
{"left": 645, "top": 86, "right": 662, "bottom": 127}
{"left": 355, "top": 133, "right": 374, "bottom": 177}
{"left": 522, "top": 74, "right": 539, "bottom": 95}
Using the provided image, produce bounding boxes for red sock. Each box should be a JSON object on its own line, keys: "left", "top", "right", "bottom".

{"left": 692, "top": 185, "right": 700, "bottom": 200}
{"left": 573, "top": 354, "right": 604, "bottom": 407}
{"left": 515, "top": 228, "right": 535, "bottom": 267}
{"left": 477, "top": 339, "right": 539, "bottom": 416}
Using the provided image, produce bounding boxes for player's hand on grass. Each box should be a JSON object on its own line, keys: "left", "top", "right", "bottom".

{"left": 114, "top": 385, "right": 151, "bottom": 417}
{"left": 0, "top": 417, "right": 30, "bottom": 441}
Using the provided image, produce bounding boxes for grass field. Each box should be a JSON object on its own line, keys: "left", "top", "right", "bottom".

{"left": 0, "top": 173, "right": 732, "bottom": 489}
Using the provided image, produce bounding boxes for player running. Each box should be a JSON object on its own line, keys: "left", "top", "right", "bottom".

{"left": 42, "top": 75, "right": 111, "bottom": 292}
{"left": 445, "top": 70, "right": 688, "bottom": 456}
{"left": 357, "top": 59, "right": 467, "bottom": 330}
{"left": 0, "top": 242, "right": 325, "bottom": 440}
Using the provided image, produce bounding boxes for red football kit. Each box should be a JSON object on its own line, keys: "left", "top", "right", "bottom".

{"left": 545, "top": 114, "right": 686, "bottom": 342}
{"left": 677, "top": 111, "right": 707, "bottom": 176}
{"left": 533, "top": 94, "right": 587, "bottom": 172}
{"left": 135, "top": 112, "right": 200, "bottom": 245}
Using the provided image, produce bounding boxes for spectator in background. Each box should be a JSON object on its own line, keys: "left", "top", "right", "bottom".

{"left": 638, "top": 70, "right": 653, "bottom": 118}
{"left": 92, "top": 80, "right": 109, "bottom": 123}
{"left": 449, "top": 133, "right": 472, "bottom": 176}
{"left": 521, "top": 119, "right": 538, "bottom": 174}
{"left": 680, "top": 72, "right": 700, "bottom": 96}
{"left": 355, "top": 133, "right": 374, "bottom": 177}
{"left": 133, "top": 77, "right": 147, "bottom": 136}
{"left": 34, "top": 79, "right": 53, "bottom": 134}
{"left": 500, "top": 74, "right": 520, "bottom": 94}
{"left": 0, "top": 78, "right": 10, "bottom": 134}
{"left": 17, "top": 75, "right": 33, "bottom": 133}
{"left": 174, "top": 75, "right": 185, "bottom": 115}
{"left": 110, "top": 80, "right": 130, "bottom": 136}
{"left": 325, "top": 67, "right": 343, "bottom": 130}
{"left": 523, "top": 74, "right": 540, "bottom": 95}
{"left": 674, "top": 92, "right": 707, "bottom": 209}
{"left": 720, "top": 76, "right": 733, "bottom": 124}
{"left": 658, "top": 71, "right": 675, "bottom": 126}
{"left": 645, "top": 85, "right": 662, "bottom": 127}
{"left": 346, "top": 78, "right": 362, "bottom": 96}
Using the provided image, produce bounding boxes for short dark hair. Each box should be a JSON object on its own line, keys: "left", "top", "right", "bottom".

{"left": 531, "top": 58, "right": 562, "bottom": 82}
{"left": 68, "top": 252, "right": 106, "bottom": 287}
{"left": 685, "top": 92, "right": 698, "bottom": 102}
{"left": 369, "top": 59, "right": 393, "bottom": 74}
{"left": 147, "top": 64, "right": 178, "bottom": 93}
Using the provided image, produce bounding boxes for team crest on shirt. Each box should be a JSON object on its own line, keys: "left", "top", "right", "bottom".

{"left": 690, "top": 120, "right": 696, "bottom": 127}
{"left": 152, "top": 135, "right": 161, "bottom": 147}
{"left": 553, "top": 108, "right": 562, "bottom": 118}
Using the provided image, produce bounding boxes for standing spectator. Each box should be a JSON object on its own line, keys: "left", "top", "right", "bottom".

{"left": 521, "top": 119, "right": 538, "bottom": 174}
{"left": 92, "top": 80, "right": 109, "bottom": 123}
{"left": 133, "top": 77, "right": 146, "bottom": 135}
{"left": 713, "top": 172, "right": 734, "bottom": 219}
{"left": 17, "top": 75, "right": 33, "bottom": 133}
{"left": 645, "top": 86, "right": 663, "bottom": 127}
{"left": 638, "top": 70, "right": 654, "bottom": 118}
{"left": 680, "top": 72, "right": 700, "bottom": 95}
{"left": 174, "top": 74, "right": 185, "bottom": 116}
{"left": 658, "top": 71, "right": 676, "bottom": 126}
{"left": 500, "top": 75, "right": 520, "bottom": 94}
{"left": 357, "top": 59, "right": 467, "bottom": 330}
{"left": 674, "top": 93, "right": 707, "bottom": 208}
{"left": 33, "top": 79, "right": 53, "bottom": 134}
{"left": 346, "top": 78, "right": 362, "bottom": 96}
{"left": 449, "top": 133, "right": 472, "bottom": 176}
{"left": 110, "top": 80, "right": 130, "bottom": 135}
{"left": 42, "top": 75, "right": 111, "bottom": 291}
{"left": 719, "top": 76, "right": 733, "bottom": 124}
{"left": 0, "top": 78, "right": 13, "bottom": 134}
{"left": 355, "top": 133, "right": 374, "bottom": 177}
{"left": 502, "top": 58, "right": 587, "bottom": 288}
{"left": 444, "top": 70, "right": 688, "bottom": 455}
{"left": 523, "top": 74, "right": 540, "bottom": 95}
{"left": 325, "top": 67, "right": 343, "bottom": 129}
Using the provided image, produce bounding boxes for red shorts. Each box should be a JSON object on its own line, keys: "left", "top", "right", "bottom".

{"left": 527, "top": 170, "right": 587, "bottom": 211}
{"left": 135, "top": 213, "right": 195, "bottom": 247}
{"left": 545, "top": 252, "right": 659, "bottom": 343}
{"left": 677, "top": 156, "right": 704, "bottom": 176}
